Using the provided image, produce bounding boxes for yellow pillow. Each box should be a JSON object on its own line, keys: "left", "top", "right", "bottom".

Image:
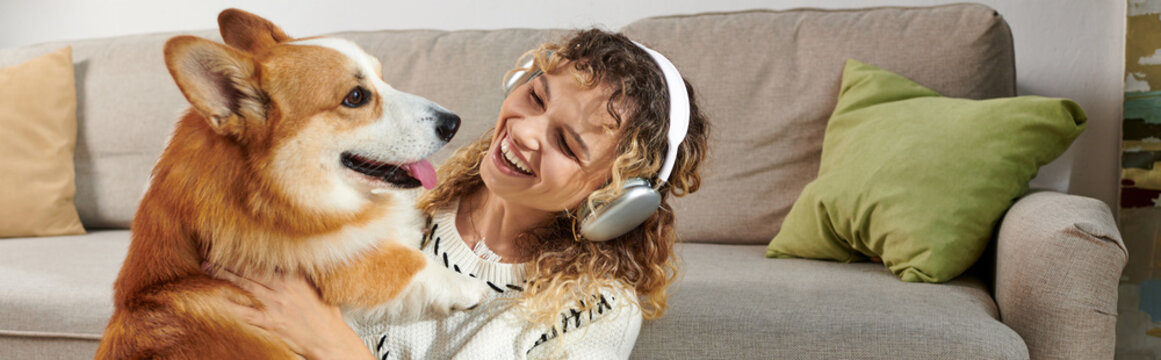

{"left": 0, "top": 46, "right": 85, "bottom": 237}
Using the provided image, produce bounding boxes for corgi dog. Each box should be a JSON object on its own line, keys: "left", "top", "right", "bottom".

{"left": 95, "top": 9, "right": 489, "bottom": 359}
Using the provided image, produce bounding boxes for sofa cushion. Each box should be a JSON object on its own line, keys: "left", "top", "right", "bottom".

{"left": 632, "top": 243, "right": 1029, "bottom": 359}
{"left": 0, "top": 337, "right": 100, "bottom": 360}
{"left": 0, "top": 232, "right": 1028, "bottom": 359}
{"left": 0, "top": 46, "right": 85, "bottom": 238}
{"left": 621, "top": 4, "right": 1016, "bottom": 244}
{"left": 0, "top": 231, "right": 127, "bottom": 341}
{"left": 766, "top": 60, "right": 1086, "bottom": 283}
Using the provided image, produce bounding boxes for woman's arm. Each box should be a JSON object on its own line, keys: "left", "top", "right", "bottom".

{"left": 203, "top": 263, "right": 375, "bottom": 360}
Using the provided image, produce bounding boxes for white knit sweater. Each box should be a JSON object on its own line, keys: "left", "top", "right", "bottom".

{"left": 352, "top": 203, "right": 643, "bottom": 360}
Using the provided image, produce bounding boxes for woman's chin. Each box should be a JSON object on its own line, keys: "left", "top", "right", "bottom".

{"left": 479, "top": 163, "right": 516, "bottom": 194}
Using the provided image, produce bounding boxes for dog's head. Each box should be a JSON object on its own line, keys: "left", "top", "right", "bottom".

{"left": 162, "top": 9, "right": 458, "bottom": 212}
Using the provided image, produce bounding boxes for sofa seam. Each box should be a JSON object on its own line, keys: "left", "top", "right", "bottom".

{"left": 0, "top": 329, "right": 101, "bottom": 341}
{"left": 630, "top": 3, "right": 995, "bottom": 24}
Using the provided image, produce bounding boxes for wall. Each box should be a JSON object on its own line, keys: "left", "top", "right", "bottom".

{"left": 0, "top": 0, "right": 1126, "bottom": 212}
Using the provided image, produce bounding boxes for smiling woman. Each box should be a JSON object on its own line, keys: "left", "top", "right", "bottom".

{"left": 407, "top": 28, "right": 709, "bottom": 358}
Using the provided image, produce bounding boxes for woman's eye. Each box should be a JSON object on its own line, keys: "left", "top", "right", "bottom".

{"left": 529, "top": 87, "right": 544, "bottom": 108}
{"left": 559, "top": 133, "right": 576, "bottom": 159}
{"left": 342, "top": 87, "right": 369, "bottom": 108}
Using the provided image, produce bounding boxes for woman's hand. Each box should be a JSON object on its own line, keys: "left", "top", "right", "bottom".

{"left": 202, "top": 262, "right": 374, "bottom": 360}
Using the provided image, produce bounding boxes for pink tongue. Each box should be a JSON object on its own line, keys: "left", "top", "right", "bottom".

{"left": 402, "top": 159, "right": 438, "bottom": 190}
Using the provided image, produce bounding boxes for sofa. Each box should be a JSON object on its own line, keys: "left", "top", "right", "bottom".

{"left": 0, "top": 4, "right": 1128, "bottom": 360}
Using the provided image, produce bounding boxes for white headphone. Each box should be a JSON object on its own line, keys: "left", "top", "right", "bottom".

{"left": 504, "top": 42, "right": 690, "bottom": 242}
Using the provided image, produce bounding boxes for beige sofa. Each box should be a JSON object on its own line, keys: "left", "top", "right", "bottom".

{"left": 0, "top": 4, "right": 1127, "bottom": 360}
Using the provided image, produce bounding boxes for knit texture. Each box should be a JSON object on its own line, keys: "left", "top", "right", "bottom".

{"left": 352, "top": 202, "right": 643, "bottom": 359}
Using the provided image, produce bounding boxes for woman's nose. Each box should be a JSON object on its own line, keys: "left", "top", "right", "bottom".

{"left": 508, "top": 116, "right": 545, "bottom": 151}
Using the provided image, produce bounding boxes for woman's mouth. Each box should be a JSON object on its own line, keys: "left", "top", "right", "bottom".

{"left": 493, "top": 134, "right": 535, "bottom": 177}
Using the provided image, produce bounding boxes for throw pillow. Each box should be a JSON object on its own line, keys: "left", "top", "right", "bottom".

{"left": 0, "top": 46, "right": 85, "bottom": 238}
{"left": 766, "top": 59, "right": 1085, "bottom": 283}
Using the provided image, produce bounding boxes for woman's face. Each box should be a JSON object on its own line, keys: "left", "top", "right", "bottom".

{"left": 480, "top": 64, "right": 622, "bottom": 213}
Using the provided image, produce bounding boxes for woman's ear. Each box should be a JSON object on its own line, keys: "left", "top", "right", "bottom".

{"left": 163, "top": 35, "right": 266, "bottom": 137}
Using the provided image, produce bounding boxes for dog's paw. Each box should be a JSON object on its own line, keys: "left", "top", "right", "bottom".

{"left": 425, "top": 267, "right": 492, "bottom": 316}
{"left": 344, "top": 264, "right": 492, "bottom": 325}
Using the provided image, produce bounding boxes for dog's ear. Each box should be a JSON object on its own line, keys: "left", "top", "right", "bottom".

{"left": 218, "top": 8, "right": 292, "bottom": 53}
{"left": 164, "top": 35, "right": 267, "bottom": 137}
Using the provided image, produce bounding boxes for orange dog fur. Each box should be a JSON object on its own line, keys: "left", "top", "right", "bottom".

{"left": 95, "top": 9, "right": 487, "bottom": 359}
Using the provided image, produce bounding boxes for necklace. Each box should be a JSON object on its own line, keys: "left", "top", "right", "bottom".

{"left": 466, "top": 197, "right": 503, "bottom": 262}
{"left": 472, "top": 239, "right": 503, "bottom": 262}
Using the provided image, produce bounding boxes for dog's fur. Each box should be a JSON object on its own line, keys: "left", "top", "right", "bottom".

{"left": 94, "top": 9, "right": 488, "bottom": 359}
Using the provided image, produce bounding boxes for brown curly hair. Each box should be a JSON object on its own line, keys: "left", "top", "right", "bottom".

{"left": 417, "top": 28, "right": 709, "bottom": 333}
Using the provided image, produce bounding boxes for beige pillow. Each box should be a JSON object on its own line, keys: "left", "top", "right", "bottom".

{"left": 0, "top": 46, "right": 85, "bottom": 237}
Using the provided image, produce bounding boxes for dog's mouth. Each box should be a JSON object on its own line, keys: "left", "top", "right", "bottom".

{"left": 341, "top": 152, "right": 437, "bottom": 190}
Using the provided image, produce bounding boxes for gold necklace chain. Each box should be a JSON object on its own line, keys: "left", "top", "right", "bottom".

{"left": 466, "top": 195, "right": 487, "bottom": 248}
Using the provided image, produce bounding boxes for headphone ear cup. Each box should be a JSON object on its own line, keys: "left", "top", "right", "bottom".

{"left": 579, "top": 178, "right": 661, "bottom": 242}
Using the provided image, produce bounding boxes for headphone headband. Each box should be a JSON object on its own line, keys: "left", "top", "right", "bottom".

{"left": 631, "top": 41, "right": 689, "bottom": 184}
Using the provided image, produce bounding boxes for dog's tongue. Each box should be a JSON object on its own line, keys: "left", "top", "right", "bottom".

{"left": 402, "top": 160, "right": 437, "bottom": 190}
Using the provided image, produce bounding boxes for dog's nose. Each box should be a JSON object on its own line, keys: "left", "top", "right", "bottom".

{"left": 434, "top": 110, "right": 460, "bottom": 142}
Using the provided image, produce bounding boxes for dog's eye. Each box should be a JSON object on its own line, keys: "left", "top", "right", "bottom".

{"left": 342, "top": 87, "right": 369, "bottom": 108}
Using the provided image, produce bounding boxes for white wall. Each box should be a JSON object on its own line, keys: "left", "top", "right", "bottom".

{"left": 0, "top": 0, "right": 1126, "bottom": 210}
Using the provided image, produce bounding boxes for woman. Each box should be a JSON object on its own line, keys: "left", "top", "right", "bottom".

{"left": 210, "top": 28, "right": 709, "bottom": 359}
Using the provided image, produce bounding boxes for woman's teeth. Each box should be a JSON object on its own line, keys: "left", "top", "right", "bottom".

{"left": 500, "top": 139, "right": 533, "bottom": 175}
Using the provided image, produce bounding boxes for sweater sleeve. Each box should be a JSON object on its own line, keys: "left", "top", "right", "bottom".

{"left": 442, "top": 293, "right": 644, "bottom": 360}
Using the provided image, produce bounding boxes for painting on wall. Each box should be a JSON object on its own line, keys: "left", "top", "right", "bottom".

{"left": 1120, "top": 1, "right": 1161, "bottom": 358}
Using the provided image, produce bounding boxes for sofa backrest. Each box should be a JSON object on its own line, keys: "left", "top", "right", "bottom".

{"left": 0, "top": 4, "right": 1014, "bottom": 245}
{"left": 621, "top": 5, "right": 1015, "bottom": 244}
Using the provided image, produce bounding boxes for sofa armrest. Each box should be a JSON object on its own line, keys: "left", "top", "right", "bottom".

{"left": 994, "top": 191, "right": 1127, "bottom": 360}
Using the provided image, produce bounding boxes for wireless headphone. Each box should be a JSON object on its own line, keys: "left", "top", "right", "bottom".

{"left": 504, "top": 42, "right": 690, "bottom": 242}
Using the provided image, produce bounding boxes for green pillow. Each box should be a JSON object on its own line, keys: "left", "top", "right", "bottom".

{"left": 766, "top": 59, "right": 1086, "bottom": 283}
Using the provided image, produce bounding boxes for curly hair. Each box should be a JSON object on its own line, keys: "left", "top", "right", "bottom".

{"left": 417, "top": 28, "right": 710, "bottom": 334}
